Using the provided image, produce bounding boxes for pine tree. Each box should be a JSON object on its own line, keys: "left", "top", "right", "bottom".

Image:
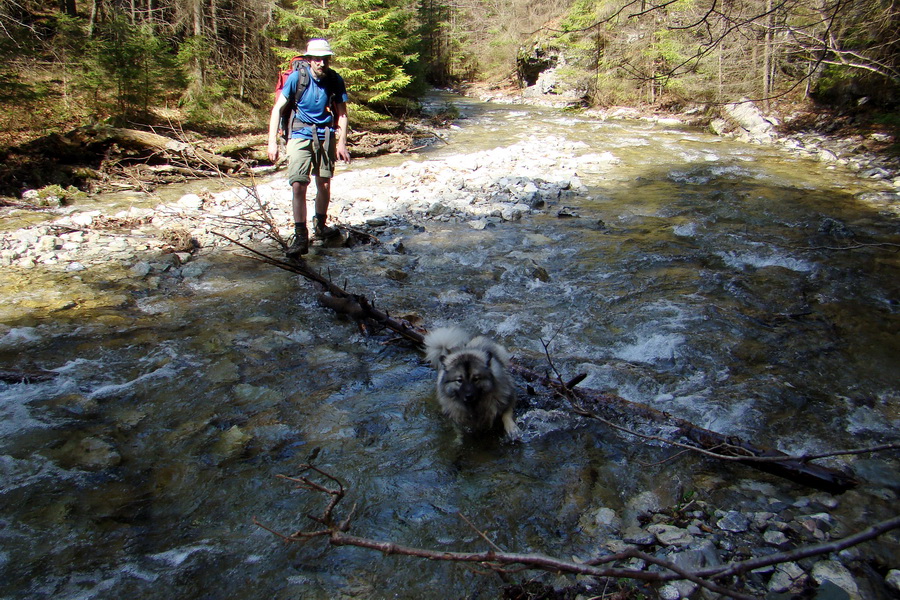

{"left": 276, "top": 0, "right": 420, "bottom": 120}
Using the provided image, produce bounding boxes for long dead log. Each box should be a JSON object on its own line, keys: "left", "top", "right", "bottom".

{"left": 214, "top": 233, "right": 426, "bottom": 344}
{"left": 511, "top": 366, "right": 859, "bottom": 494}
{"left": 216, "top": 235, "right": 858, "bottom": 493}
{"left": 67, "top": 125, "right": 243, "bottom": 173}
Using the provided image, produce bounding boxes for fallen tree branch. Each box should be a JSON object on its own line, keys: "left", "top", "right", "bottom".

{"left": 698, "top": 514, "right": 900, "bottom": 581}
{"left": 256, "top": 463, "right": 899, "bottom": 600}
{"left": 66, "top": 124, "right": 244, "bottom": 174}
{"left": 211, "top": 232, "right": 426, "bottom": 345}
{"left": 513, "top": 364, "right": 859, "bottom": 493}
{"left": 215, "top": 237, "right": 859, "bottom": 492}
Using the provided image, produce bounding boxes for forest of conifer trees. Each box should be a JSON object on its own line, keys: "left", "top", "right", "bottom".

{"left": 1, "top": 0, "right": 897, "bottom": 145}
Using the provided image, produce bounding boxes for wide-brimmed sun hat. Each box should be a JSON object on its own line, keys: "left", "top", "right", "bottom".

{"left": 304, "top": 39, "right": 334, "bottom": 57}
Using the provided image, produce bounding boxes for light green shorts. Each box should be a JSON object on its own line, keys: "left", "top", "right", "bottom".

{"left": 286, "top": 134, "right": 336, "bottom": 185}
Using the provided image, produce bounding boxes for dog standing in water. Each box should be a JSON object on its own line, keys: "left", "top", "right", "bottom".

{"left": 423, "top": 327, "right": 520, "bottom": 440}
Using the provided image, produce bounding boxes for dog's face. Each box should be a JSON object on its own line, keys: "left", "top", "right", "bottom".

{"left": 439, "top": 351, "right": 496, "bottom": 406}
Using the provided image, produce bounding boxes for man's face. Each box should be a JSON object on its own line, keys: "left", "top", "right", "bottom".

{"left": 308, "top": 56, "right": 329, "bottom": 79}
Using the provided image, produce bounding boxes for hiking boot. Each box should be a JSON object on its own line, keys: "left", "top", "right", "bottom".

{"left": 312, "top": 215, "right": 340, "bottom": 241}
{"left": 286, "top": 226, "right": 308, "bottom": 258}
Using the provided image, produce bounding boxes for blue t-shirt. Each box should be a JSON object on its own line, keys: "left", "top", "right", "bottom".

{"left": 281, "top": 66, "right": 349, "bottom": 140}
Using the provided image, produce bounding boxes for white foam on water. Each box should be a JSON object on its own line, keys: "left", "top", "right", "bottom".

{"left": 846, "top": 405, "right": 899, "bottom": 436}
{"left": 518, "top": 408, "right": 581, "bottom": 442}
{"left": 0, "top": 371, "right": 86, "bottom": 438}
{"left": 613, "top": 332, "right": 685, "bottom": 364}
{"left": 0, "top": 453, "right": 81, "bottom": 494}
{"left": 148, "top": 543, "right": 213, "bottom": 567}
{"left": 0, "top": 386, "right": 47, "bottom": 436}
{"left": 135, "top": 296, "right": 181, "bottom": 315}
{"left": 710, "top": 164, "right": 755, "bottom": 178}
{"left": 436, "top": 290, "right": 476, "bottom": 305}
{"left": 489, "top": 313, "right": 525, "bottom": 338}
{"left": 673, "top": 222, "right": 698, "bottom": 237}
{"left": 52, "top": 356, "right": 100, "bottom": 376}
{"left": 609, "top": 300, "right": 695, "bottom": 365}
{"left": 719, "top": 250, "right": 814, "bottom": 272}
{"left": 0, "top": 326, "right": 42, "bottom": 350}
{"left": 87, "top": 362, "right": 181, "bottom": 400}
{"left": 668, "top": 164, "right": 756, "bottom": 185}
{"left": 119, "top": 563, "right": 159, "bottom": 582}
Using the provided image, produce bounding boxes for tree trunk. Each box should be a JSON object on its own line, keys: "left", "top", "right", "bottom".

{"left": 60, "top": 0, "right": 77, "bottom": 17}
{"left": 763, "top": 0, "right": 774, "bottom": 108}
{"left": 68, "top": 124, "right": 243, "bottom": 172}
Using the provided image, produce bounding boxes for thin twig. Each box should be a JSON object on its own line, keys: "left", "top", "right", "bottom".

{"left": 457, "top": 512, "right": 506, "bottom": 553}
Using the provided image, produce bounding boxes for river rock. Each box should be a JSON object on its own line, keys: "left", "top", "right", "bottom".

{"left": 623, "top": 491, "right": 661, "bottom": 528}
{"left": 811, "top": 560, "right": 860, "bottom": 600}
{"left": 211, "top": 425, "right": 251, "bottom": 461}
{"left": 59, "top": 436, "right": 122, "bottom": 470}
{"left": 621, "top": 526, "right": 655, "bottom": 545}
{"left": 647, "top": 524, "right": 694, "bottom": 546}
{"left": 716, "top": 510, "right": 750, "bottom": 533}
{"left": 38, "top": 235, "right": 62, "bottom": 252}
{"left": 723, "top": 99, "right": 776, "bottom": 142}
{"left": 672, "top": 539, "right": 722, "bottom": 570}
{"left": 661, "top": 540, "right": 722, "bottom": 598}
{"left": 656, "top": 584, "right": 682, "bottom": 600}
{"left": 581, "top": 507, "right": 621, "bottom": 535}
{"left": 886, "top": 570, "right": 900, "bottom": 594}
{"left": 181, "top": 259, "right": 210, "bottom": 278}
{"left": 129, "top": 261, "right": 153, "bottom": 277}
{"left": 763, "top": 529, "right": 790, "bottom": 548}
{"left": 178, "top": 193, "right": 204, "bottom": 210}
{"left": 768, "top": 561, "right": 808, "bottom": 593}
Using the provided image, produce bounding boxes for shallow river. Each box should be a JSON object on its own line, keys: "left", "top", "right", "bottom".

{"left": 1, "top": 94, "right": 898, "bottom": 599}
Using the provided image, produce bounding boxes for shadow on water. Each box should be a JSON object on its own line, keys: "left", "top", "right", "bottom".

{"left": 1, "top": 95, "right": 899, "bottom": 598}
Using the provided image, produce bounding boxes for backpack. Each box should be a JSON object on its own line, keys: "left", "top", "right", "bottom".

{"left": 275, "top": 56, "right": 339, "bottom": 142}
{"left": 274, "top": 56, "right": 305, "bottom": 99}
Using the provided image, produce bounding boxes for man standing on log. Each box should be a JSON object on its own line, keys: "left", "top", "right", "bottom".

{"left": 267, "top": 39, "right": 351, "bottom": 258}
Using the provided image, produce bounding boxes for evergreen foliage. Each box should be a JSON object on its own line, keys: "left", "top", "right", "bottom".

{"left": 90, "top": 17, "right": 181, "bottom": 117}
{"left": 0, "top": 0, "right": 896, "bottom": 146}
{"left": 273, "top": 0, "right": 421, "bottom": 121}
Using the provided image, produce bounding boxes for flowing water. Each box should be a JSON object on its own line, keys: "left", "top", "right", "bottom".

{"left": 1, "top": 94, "right": 899, "bottom": 599}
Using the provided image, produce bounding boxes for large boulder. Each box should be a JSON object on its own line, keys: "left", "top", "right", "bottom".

{"left": 517, "top": 43, "right": 558, "bottom": 87}
{"left": 714, "top": 98, "right": 779, "bottom": 142}
{"left": 517, "top": 43, "right": 588, "bottom": 104}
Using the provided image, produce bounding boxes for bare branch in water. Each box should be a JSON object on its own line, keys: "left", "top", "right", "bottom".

{"left": 257, "top": 463, "right": 900, "bottom": 600}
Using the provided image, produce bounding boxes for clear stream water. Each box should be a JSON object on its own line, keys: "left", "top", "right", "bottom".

{"left": 1, "top": 94, "right": 898, "bottom": 599}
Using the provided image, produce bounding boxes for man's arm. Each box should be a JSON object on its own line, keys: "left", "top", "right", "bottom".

{"left": 267, "top": 93, "right": 288, "bottom": 162}
{"left": 333, "top": 101, "right": 350, "bottom": 163}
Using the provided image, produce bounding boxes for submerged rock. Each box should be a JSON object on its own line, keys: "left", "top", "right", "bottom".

{"left": 812, "top": 560, "right": 861, "bottom": 600}
{"left": 56, "top": 436, "right": 122, "bottom": 471}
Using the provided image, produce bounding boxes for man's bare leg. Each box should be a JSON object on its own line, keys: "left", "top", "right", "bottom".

{"left": 286, "top": 181, "right": 309, "bottom": 257}
{"left": 312, "top": 177, "right": 339, "bottom": 239}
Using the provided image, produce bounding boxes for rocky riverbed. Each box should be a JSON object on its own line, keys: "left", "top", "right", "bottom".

{"left": 0, "top": 135, "right": 595, "bottom": 278}
{"left": 470, "top": 82, "right": 900, "bottom": 192}
{"left": 3, "top": 116, "right": 898, "bottom": 278}
{"left": 2, "top": 103, "right": 899, "bottom": 599}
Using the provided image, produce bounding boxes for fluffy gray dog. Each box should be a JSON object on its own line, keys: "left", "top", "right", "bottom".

{"left": 423, "top": 326, "right": 520, "bottom": 440}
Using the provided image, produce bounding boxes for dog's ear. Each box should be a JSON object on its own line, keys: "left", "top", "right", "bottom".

{"left": 439, "top": 354, "right": 449, "bottom": 367}
{"left": 485, "top": 351, "right": 494, "bottom": 367}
